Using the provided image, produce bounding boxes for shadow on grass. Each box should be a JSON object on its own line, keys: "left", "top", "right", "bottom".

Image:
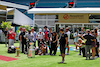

{"left": 58, "top": 62, "right": 67, "bottom": 64}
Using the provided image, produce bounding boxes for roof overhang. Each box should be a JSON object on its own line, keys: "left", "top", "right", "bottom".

{"left": 28, "top": 8, "right": 100, "bottom": 14}
{"left": 0, "top": 1, "right": 29, "bottom": 10}
{"left": 0, "top": 9, "right": 6, "bottom": 14}
{"left": 7, "top": 8, "right": 14, "bottom": 12}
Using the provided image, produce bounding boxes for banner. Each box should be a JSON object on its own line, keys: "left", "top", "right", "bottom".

{"left": 59, "top": 13, "right": 89, "bottom": 23}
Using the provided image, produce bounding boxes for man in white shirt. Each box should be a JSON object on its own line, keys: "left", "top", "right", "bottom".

{"left": 36, "top": 28, "right": 45, "bottom": 46}
{"left": 24, "top": 29, "right": 34, "bottom": 42}
{"left": 65, "top": 27, "right": 70, "bottom": 55}
{"left": 24, "top": 29, "right": 34, "bottom": 53}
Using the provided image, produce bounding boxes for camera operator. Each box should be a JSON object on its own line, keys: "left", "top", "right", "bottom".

{"left": 24, "top": 29, "right": 34, "bottom": 53}
{"left": 38, "top": 40, "right": 47, "bottom": 55}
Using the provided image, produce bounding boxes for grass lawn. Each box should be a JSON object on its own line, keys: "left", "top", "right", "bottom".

{"left": 0, "top": 42, "right": 100, "bottom": 67}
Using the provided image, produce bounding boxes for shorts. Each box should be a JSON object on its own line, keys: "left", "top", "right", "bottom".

{"left": 9, "top": 39, "right": 14, "bottom": 47}
{"left": 60, "top": 45, "right": 66, "bottom": 54}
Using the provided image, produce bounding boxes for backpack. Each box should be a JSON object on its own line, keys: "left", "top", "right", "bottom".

{"left": 8, "top": 46, "right": 16, "bottom": 53}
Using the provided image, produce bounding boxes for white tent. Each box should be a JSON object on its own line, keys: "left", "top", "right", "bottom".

{"left": 28, "top": 8, "right": 100, "bottom": 13}
{"left": 13, "top": 9, "right": 33, "bottom": 26}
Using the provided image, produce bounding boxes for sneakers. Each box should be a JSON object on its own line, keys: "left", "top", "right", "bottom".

{"left": 48, "top": 53, "right": 50, "bottom": 55}
{"left": 89, "top": 57, "right": 95, "bottom": 60}
{"left": 94, "top": 56, "right": 98, "bottom": 58}
{"left": 60, "top": 61, "right": 64, "bottom": 63}
{"left": 83, "top": 55, "right": 86, "bottom": 57}
{"left": 65, "top": 53, "right": 69, "bottom": 55}
{"left": 51, "top": 54, "right": 55, "bottom": 56}
{"left": 78, "top": 54, "right": 81, "bottom": 55}
{"left": 59, "top": 54, "right": 61, "bottom": 56}
{"left": 86, "top": 57, "right": 90, "bottom": 60}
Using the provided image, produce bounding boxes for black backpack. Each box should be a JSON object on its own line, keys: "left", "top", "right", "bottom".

{"left": 8, "top": 46, "right": 16, "bottom": 53}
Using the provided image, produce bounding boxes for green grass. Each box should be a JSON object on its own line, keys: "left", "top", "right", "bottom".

{"left": 0, "top": 43, "right": 100, "bottom": 67}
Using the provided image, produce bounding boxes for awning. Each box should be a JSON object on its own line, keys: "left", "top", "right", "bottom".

{"left": 0, "top": 9, "right": 6, "bottom": 14}
{"left": 0, "top": 9, "right": 6, "bottom": 12}
{"left": 0, "top": 1, "right": 29, "bottom": 10}
{"left": 28, "top": 8, "right": 100, "bottom": 14}
{"left": 7, "top": 8, "right": 14, "bottom": 12}
{"left": 13, "top": 9, "right": 33, "bottom": 26}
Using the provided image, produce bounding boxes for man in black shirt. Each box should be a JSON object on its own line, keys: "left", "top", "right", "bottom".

{"left": 58, "top": 29, "right": 68, "bottom": 63}
{"left": 83, "top": 29, "right": 96, "bottom": 60}
{"left": 4, "top": 27, "right": 9, "bottom": 47}
{"left": 20, "top": 28, "right": 27, "bottom": 53}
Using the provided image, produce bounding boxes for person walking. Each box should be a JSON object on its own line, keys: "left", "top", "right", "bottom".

{"left": 58, "top": 28, "right": 68, "bottom": 63}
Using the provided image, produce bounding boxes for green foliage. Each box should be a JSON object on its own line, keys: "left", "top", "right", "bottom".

{"left": 1, "top": 21, "right": 12, "bottom": 30}
{"left": 16, "top": 25, "right": 33, "bottom": 33}
{"left": 34, "top": 24, "right": 38, "bottom": 31}
{"left": 34, "top": 27, "right": 38, "bottom": 31}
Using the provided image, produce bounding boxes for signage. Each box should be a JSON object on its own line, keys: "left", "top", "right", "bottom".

{"left": 59, "top": 13, "right": 89, "bottom": 23}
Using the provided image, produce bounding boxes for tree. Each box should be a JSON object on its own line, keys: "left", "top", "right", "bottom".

{"left": 16, "top": 25, "right": 32, "bottom": 33}
{"left": 1, "top": 21, "right": 12, "bottom": 30}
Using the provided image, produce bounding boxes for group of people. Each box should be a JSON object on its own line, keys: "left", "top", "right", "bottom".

{"left": 3, "top": 26, "right": 100, "bottom": 63}
{"left": 18, "top": 26, "right": 70, "bottom": 56}
{"left": 74, "top": 27, "right": 100, "bottom": 60}
{"left": 17, "top": 26, "right": 71, "bottom": 63}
